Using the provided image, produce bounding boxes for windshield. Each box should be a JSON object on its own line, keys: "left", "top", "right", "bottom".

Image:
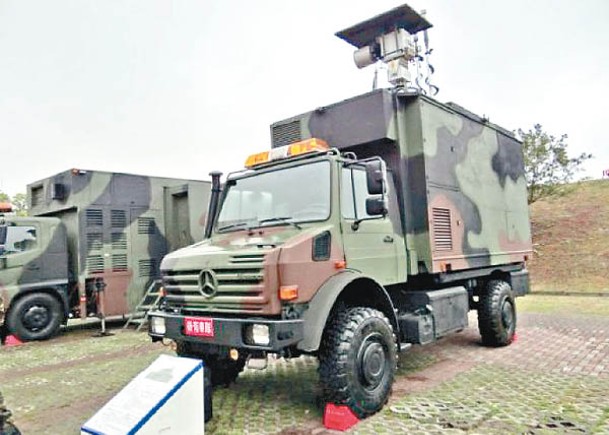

{"left": 217, "top": 160, "right": 331, "bottom": 232}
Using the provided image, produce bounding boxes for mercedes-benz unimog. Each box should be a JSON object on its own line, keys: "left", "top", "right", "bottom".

{"left": 148, "top": 4, "right": 532, "bottom": 417}
{"left": 0, "top": 170, "right": 210, "bottom": 341}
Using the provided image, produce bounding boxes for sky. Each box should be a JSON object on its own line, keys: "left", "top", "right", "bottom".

{"left": 1, "top": 0, "right": 608, "bottom": 196}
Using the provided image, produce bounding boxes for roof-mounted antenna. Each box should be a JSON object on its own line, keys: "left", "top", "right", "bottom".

{"left": 336, "top": 3, "right": 437, "bottom": 94}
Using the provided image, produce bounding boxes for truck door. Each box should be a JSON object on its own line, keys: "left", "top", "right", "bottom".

{"left": 0, "top": 223, "right": 43, "bottom": 290}
{"left": 340, "top": 166, "right": 406, "bottom": 285}
{"left": 164, "top": 186, "right": 193, "bottom": 252}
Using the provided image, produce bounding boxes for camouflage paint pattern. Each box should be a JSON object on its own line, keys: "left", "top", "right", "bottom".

{"left": 0, "top": 216, "right": 67, "bottom": 326}
{"left": 156, "top": 88, "right": 531, "bottom": 333}
{"left": 270, "top": 89, "right": 532, "bottom": 277}
{"left": 160, "top": 157, "right": 346, "bottom": 316}
{"left": 0, "top": 169, "right": 210, "bottom": 330}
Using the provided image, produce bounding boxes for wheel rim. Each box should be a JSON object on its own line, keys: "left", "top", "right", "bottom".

{"left": 22, "top": 305, "right": 50, "bottom": 332}
{"left": 501, "top": 299, "right": 515, "bottom": 333}
{"left": 357, "top": 332, "right": 388, "bottom": 391}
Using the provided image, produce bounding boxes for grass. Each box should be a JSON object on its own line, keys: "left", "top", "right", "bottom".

{"left": 528, "top": 179, "right": 609, "bottom": 293}
{"left": 354, "top": 364, "right": 609, "bottom": 434}
{"left": 0, "top": 328, "right": 170, "bottom": 434}
{"left": 518, "top": 294, "right": 609, "bottom": 317}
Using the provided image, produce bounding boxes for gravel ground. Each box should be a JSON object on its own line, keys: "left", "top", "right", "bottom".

{"left": 1, "top": 305, "right": 609, "bottom": 434}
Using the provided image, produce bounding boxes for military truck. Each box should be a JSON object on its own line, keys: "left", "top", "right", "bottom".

{"left": 0, "top": 169, "right": 210, "bottom": 341}
{"left": 148, "top": 5, "right": 532, "bottom": 417}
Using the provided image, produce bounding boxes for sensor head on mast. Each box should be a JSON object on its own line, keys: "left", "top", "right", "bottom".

{"left": 336, "top": 3, "right": 433, "bottom": 88}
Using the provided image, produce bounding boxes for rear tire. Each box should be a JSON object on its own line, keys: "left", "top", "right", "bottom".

{"left": 176, "top": 342, "right": 246, "bottom": 388}
{"left": 6, "top": 293, "right": 63, "bottom": 341}
{"left": 318, "top": 307, "right": 397, "bottom": 418}
{"left": 478, "top": 280, "right": 516, "bottom": 346}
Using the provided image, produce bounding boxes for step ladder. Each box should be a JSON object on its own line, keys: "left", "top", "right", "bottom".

{"left": 123, "top": 280, "right": 163, "bottom": 331}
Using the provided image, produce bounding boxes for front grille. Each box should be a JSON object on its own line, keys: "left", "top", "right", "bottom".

{"left": 163, "top": 254, "right": 267, "bottom": 313}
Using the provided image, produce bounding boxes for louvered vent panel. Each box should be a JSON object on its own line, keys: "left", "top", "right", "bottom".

{"left": 432, "top": 207, "right": 453, "bottom": 251}
{"left": 111, "top": 232, "right": 127, "bottom": 250}
{"left": 87, "top": 233, "right": 103, "bottom": 251}
{"left": 111, "top": 210, "right": 127, "bottom": 228}
{"left": 272, "top": 120, "right": 301, "bottom": 147}
{"left": 86, "top": 255, "right": 104, "bottom": 273}
{"left": 31, "top": 186, "right": 44, "bottom": 206}
{"left": 112, "top": 254, "right": 128, "bottom": 272}
{"left": 138, "top": 217, "right": 156, "bottom": 234}
{"left": 139, "top": 259, "right": 157, "bottom": 277}
{"left": 86, "top": 209, "right": 103, "bottom": 227}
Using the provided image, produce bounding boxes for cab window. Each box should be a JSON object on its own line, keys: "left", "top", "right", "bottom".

{"left": 2, "top": 226, "right": 38, "bottom": 255}
{"left": 341, "top": 167, "right": 375, "bottom": 220}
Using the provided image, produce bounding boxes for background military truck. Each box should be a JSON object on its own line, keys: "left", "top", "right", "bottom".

{"left": 148, "top": 4, "right": 532, "bottom": 418}
{"left": 0, "top": 169, "right": 210, "bottom": 341}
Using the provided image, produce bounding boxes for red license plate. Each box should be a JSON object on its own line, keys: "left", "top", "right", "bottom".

{"left": 183, "top": 317, "right": 214, "bottom": 337}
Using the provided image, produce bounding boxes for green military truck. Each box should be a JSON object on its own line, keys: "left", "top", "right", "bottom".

{"left": 148, "top": 5, "right": 532, "bottom": 417}
{"left": 0, "top": 169, "right": 210, "bottom": 341}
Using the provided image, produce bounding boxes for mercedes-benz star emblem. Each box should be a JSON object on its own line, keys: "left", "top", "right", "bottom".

{"left": 198, "top": 269, "right": 218, "bottom": 298}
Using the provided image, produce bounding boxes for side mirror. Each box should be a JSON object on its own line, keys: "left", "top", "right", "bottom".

{"left": 365, "top": 160, "right": 387, "bottom": 195}
{"left": 366, "top": 196, "right": 387, "bottom": 216}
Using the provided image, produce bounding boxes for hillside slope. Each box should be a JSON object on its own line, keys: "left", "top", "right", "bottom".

{"left": 528, "top": 179, "right": 609, "bottom": 292}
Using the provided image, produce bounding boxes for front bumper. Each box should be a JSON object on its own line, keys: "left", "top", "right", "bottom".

{"left": 148, "top": 311, "right": 304, "bottom": 352}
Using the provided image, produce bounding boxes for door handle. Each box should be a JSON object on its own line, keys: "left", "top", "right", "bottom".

{"left": 383, "top": 235, "right": 394, "bottom": 243}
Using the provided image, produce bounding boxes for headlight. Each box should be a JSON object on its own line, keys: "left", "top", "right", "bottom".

{"left": 150, "top": 316, "right": 166, "bottom": 335}
{"left": 244, "top": 324, "right": 270, "bottom": 346}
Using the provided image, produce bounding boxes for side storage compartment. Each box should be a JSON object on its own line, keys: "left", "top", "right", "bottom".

{"left": 399, "top": 286, "right": 469, "bottom": 344}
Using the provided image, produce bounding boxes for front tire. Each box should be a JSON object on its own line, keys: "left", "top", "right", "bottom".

{"left": 176, "top": 342, "right": 246, "bottom": 388}
{"left": 6, "top": 293, "right": 63, "bottom": 341}
{"left": 318, "top": 307, "right": 397, "bottom": 418}
{"left": 478, "top": 280, "right": 516, "bottom": 346}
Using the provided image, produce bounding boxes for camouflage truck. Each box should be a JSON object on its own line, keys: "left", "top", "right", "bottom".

{"left": 0, "top": 170, "right": 210, "bottom": 341}
{"left": 148, "top": 5, "right": 532, "bottom": 417}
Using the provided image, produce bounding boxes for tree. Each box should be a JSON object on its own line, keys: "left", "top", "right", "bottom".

{"left": 0, "top": 191, "right": 28, "bottom": 216}
{"left": 518, "top": 124, "right": 593, "bottom": 204}
{"left": 11, "top": 193, "right": 27, "bottom": 216}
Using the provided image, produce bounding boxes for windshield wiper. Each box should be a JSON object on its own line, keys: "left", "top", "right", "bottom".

{"left": 217, "top": 222, "right": 252, "bottom": 233}
{"left": 258, "top": 217, "right": 302, "bottom": 230}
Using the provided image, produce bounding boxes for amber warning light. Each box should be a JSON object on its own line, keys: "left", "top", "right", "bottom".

{"left": 245, "top": 138, "right": 329, "bottom": 168}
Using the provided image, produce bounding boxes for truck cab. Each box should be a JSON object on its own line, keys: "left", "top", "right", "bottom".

{"left": 0, "top": 216, "right": 69, "bottom": 341}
